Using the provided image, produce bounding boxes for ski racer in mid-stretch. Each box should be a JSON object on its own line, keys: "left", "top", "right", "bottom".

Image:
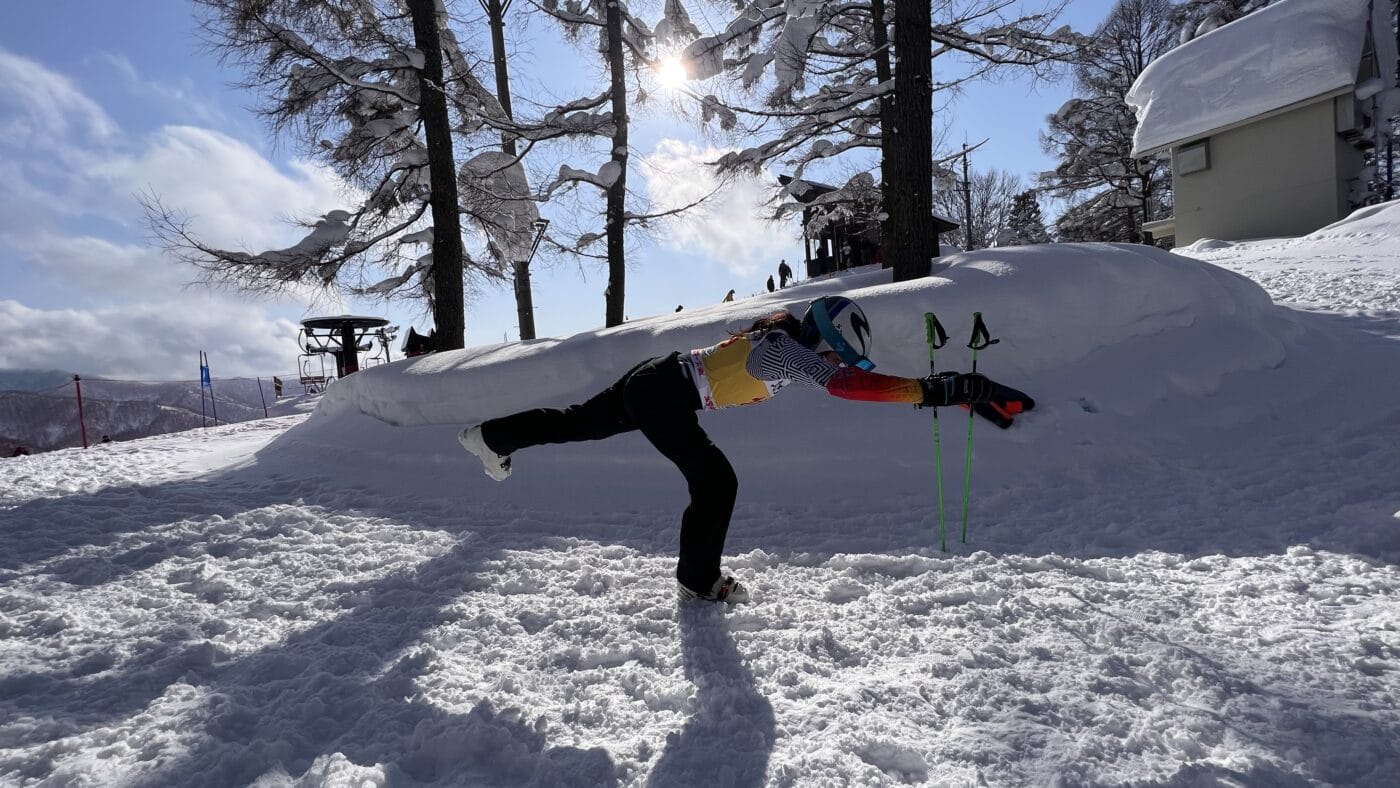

{"left": 458, "top": 296, "right": 1032, "bottom": 604}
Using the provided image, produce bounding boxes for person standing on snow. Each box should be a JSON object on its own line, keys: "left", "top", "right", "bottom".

{"left": 458, "top": 297, "right": 1021, "bottom": 604}
{"left": 766, "top": 275, "right": 776, "bottom": 293}
{"left": 722, "top": 289, "right": 736, "bottom": 303}
{"left": 778, "top": 259, "right": 793, "bottom": 288}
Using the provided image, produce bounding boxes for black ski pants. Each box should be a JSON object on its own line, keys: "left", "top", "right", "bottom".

{"left": 480, "top": 353, "right": 737, "bottom": 593}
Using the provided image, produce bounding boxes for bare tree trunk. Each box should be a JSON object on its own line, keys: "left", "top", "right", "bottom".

{"left": 483, "top": 0, "right": 516, "bottom": 158}
{"left": 871, "top": 0, "right": 894, "bottom": 269}
{"left": 603, "top": 0, "right": 628, "bottom": 327}
{"left": 884, "top": 0, "right": 936, "bottom": 282}
{"left": 482, "top": 0, "right": 536, "bottom": 341}
{"left": 408, "top": 0, "right": 466, "bottom": 350}
{"left": 512, "top": 262, "right": 536, "bottom": 340}
{"left": 1140, "top": 174, "right": 1153, "bottom": 245}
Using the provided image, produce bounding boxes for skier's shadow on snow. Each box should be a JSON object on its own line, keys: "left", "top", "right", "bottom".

{"left": 1046, "top": 589, "right": 1397, "bottom": 786}
{"left": 0, "top": 473, "right": 271, "bottom": 578}
{"left": 125, "top": 537, "right": 618, "bottom": 787}
{"left": 647, "top": 604, "right": 775, "bottom": 788}
{"left": 0, "top": 459, "right": 626, "bottom": 785}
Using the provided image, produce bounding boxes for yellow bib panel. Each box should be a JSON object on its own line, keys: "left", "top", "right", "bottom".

{"left": 687, "top": 335, "right": 784, "bottom": 410}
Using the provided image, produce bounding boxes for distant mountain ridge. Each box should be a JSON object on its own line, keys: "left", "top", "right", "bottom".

{"left": 0, "top": 369, "right": 77, "bottom": 393}
{"left": 1, "top": 373, "right": 295, "bottom": 455}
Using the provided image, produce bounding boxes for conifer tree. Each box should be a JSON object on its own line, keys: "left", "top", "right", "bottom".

{"left": 144, "top": 0, "right": 528, "bottom": 350}
{"left": 677, "top": 0, "right": 1081, "bottom": 280}
{"left": 1169, "top": 0, "right": 1276, "bottom": 43}
{"left": 146, "top": 0, "right": 650, "bottom": 341}
{"left": 998, "top": 190, "right": 1052, "bottom": 246}
{"left": 1040, "top": 0, "right": 1176, "bottom": 243}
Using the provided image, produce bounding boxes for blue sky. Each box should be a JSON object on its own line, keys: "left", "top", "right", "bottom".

{"left": 0, "top": 0, "right": 1113, "bottom": 380}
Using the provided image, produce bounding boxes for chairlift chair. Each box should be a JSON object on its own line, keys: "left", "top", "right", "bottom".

{"left": 296, "top": 328, "right": 333, "bottom": 393}
{"left": 298, "top": 351, "right": 331, "bottom": 394}
{"left": 360, "top": 328, "right": 394, "bottom": 369}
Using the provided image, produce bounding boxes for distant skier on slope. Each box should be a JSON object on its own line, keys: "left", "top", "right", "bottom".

{"left": 458, "top": 297, "right": 1027, "bottom": 604}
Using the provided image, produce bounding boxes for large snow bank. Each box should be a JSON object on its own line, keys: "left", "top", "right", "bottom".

{"left": 316, "top": 244, "right": 1282, "bottom": 427}
{"left": 1126, "top": 0, "right": 1377, "bottom": 156}
{"left": 294, "top": 243, "right": 1307, "bottom": 509}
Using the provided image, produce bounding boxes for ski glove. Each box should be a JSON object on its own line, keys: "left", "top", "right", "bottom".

{"left": 919, "top": 372, "right": 995, "bottom": 407}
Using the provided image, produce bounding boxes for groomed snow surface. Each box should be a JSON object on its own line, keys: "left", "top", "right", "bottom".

{"left": 5, "top": 206, "right": 1400, "bottom": 786}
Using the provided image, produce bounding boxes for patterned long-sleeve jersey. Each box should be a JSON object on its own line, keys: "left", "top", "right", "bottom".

{"left": 682, "top": 330, "right": 923, "bottom": 410}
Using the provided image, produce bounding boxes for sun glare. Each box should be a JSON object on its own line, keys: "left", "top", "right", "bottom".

{"left": 656, "top": 55, "right": 689, "bottom": 90}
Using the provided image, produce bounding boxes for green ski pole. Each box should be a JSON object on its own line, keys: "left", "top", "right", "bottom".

{"left": 923, "top": 313, "right": 949, "bottom": 552}
{"left": 961, "top": 312, "right": 998, "bottom": 544}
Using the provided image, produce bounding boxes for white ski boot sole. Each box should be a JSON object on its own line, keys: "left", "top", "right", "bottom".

{"left": 677, "top": 576, "right": 750, "bottom": 605}
{"left": 458, "top": 425, "right": 511, "bottom": 481}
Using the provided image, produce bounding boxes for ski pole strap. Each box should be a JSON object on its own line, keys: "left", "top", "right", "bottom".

{"left": 924, "top": 313, "right": 948, "bottom": 350}
{"left": 968, "top": 312, "right": 999, "bottom": 351}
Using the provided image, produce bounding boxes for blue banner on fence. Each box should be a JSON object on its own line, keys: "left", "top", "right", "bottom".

{"left": 200, "top": 366, "right": 211, "bottom": 389}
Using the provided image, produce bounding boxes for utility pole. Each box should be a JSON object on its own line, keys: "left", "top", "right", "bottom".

{"left": 961, "top": 144, "right": 975, "bottom": 250}
{"left": 73, "top": 375, "right": 88, "bottom": 448}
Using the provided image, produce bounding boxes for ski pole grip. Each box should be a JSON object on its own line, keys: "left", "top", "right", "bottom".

{"left": 968, "top": 312, "right": 999, "bottom": 351}
{"left": 924, "top": 312, "right": 948, "bottom": 350}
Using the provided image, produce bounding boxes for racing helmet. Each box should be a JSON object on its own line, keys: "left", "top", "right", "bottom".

{"left": 799, "top": 296, "right": 874, "bottom": 370}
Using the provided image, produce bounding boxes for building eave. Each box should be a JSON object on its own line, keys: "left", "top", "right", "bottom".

{"left": 1133, "top": 85, "right": 1354, "bottom": 158}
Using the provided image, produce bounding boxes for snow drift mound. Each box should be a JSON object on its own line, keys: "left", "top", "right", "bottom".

{"left": 1178, "top": 202, "right": 1400, "bottom": 315}
{"left": 271, "top": 243, "right": 1323, "bottom": 508}
{"left": 1182, "top": 201, "right": 1400, "bottom": 250}
{"left": 1303, "top": 200, "right": 1400, "bottom": 242}
{"left": 314, "top": 243, "right": 1286, "bottom": 427}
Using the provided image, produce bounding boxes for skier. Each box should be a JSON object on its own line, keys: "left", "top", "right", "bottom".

{"left": 766, "top": 275, "right": 776, "bottom": 293}
{"left": 778, "top": 259, "right": 793, "bottom": 288}
{"left": 458, "top": 297, "right": 1015, "bottom": 604}
{"left": 722, "top": 289, "right": 736, "bottom": 303}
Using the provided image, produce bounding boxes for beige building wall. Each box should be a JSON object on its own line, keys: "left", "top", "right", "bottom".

{"left": 1171, "top": 99, "right": 1354, "bottom": 245}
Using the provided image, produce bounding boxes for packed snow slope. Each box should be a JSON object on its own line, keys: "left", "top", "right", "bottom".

{"left": 3, "top": 217, "right": 1399, "bottom": 787}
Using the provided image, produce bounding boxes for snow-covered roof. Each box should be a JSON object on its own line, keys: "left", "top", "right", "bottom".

{"left": 1126, "top": 0, "right": 1381, "bottom": 157}
{"left": 777, "top": 175, "right": 961, "bottom": 231}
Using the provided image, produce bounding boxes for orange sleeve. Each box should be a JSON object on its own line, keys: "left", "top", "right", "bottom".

{"left": 824, "top": 367, "right": 923, "bottom": 403}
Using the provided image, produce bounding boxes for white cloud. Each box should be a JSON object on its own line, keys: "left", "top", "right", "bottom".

{"left": 0, "top": 298, "right": 303, "bottom": 380}
{"left": 96, "top": 125, "right": 352, "bottom": 251}
{"left": 0, "top": 49, "right": 119, "bottom": 144}
{"left": 92, "top": 52, "right": 229, "bottom": 127}
{"left": 640, "top": 139, "right": 798, "bottom": 276}
{"left": 10, "top": 232, "right": 180, "bottom": 299}
{"left": 0, "top": 47, "right": 379, "bottom": 380}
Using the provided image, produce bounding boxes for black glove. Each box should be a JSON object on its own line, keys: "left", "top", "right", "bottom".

{"left": 919, "top": 372, "right": 995, "bottom": 407}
